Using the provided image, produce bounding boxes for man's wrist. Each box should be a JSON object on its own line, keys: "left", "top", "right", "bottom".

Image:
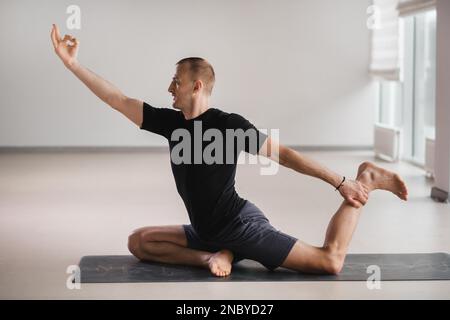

{"left": 335, "top": 176, "right": 346, "bottom": 191}
{"left": 65, "top": 59, "right": 80, "bottom": 71}
{"left": 330, "top": 174, "right": 344, "bottom": 189}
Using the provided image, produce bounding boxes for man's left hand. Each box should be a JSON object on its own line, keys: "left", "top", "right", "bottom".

{"left": 338, "top": 179, "right": 369, "bottom": 208}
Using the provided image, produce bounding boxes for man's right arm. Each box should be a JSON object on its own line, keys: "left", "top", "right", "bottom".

{"left": 50, "top": 24, "right": 143, "bottom": 127}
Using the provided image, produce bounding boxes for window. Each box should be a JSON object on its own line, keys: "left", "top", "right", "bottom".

{"left": 376, "top": 9, "right": 436, "bottom": 166}
{"left": 412, "top": 10, "right": 436, "bottom": 163}
{"left": 378, "top": 81, "right": 402, "bottom": 127}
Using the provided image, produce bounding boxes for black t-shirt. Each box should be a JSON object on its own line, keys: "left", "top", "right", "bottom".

{"left": 140, "top": 102, "right": 268, "bottom": 240}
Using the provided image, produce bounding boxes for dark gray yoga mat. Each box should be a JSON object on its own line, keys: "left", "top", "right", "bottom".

{"left": 78, "top": 253, "right": 450, "bottom": 283}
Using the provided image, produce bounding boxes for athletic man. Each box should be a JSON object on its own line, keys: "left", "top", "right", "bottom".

{"left": 51, "top": 24, "right": 408, "bottom": 277}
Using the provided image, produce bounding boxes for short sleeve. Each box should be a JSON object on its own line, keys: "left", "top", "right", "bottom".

{"left": 139, "top": 102, "right": 180, "bottom": 139}
{"left": 226, "top": 113, "right": 268, "bottom": 155}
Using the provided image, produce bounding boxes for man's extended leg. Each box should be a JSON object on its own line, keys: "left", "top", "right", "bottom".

{"left": 281, "top": 161, "right": 408, "bottom": 274}
{"left": 128, "top": 225, "right": 234, "bottom": 277}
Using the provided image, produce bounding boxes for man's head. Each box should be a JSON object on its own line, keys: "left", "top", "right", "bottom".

{"left": 168, "top": 57, "right": 215, "bottom": 110}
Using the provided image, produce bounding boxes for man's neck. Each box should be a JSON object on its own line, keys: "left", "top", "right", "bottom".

{"left": 182, "top": 100, "right": 210, "bottom": 120}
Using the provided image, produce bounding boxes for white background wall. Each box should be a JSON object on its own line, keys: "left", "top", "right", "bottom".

{"left": 0, "top": 0, "right": 375, "bottom": 147}
{"left": 434, "top": 0, "right": 450, "bottom": 195}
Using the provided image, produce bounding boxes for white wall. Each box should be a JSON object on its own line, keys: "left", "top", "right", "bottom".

{"left": 433, "top": 0, "right": 450, "bottom": 198}
{"left": 0, "top": 0, "right": 375, "bottom": 147}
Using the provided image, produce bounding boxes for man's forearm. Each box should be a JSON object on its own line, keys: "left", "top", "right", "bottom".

{"left": 67, "top": 61, "right": 125, "bottom": 109}
{"left": 281, "top": 147, "right": 343, "bottom": 188}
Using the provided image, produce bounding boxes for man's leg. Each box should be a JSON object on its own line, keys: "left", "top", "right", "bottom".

{"left": 127, "top": 225, "right": 234, "bottom": 277}
{"left": 281, "top": 161, "right": 408, "bottom": 274}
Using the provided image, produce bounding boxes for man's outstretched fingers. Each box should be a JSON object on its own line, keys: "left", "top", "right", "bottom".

{"left": 54, "top": 24, "right": 62, "bottom": 40}
{"left": 50, "top": 25, "right": 59, "bottom": 49}
{"left": 360, "top": 192, "right": 368, "bottom": 204}
{"left": 348, "top": 198, "right": 361, "bottom": 208}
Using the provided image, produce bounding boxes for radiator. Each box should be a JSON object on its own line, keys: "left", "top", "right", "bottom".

{"left": 424, "top": 137, "right": 435, "bottom": 178}
{"left": 374, "top": 124, "right": 402, "bottom": 162}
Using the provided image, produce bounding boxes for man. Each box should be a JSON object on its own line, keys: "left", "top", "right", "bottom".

{"left": 51, "top": 24, "right": 408, "bottom": 277}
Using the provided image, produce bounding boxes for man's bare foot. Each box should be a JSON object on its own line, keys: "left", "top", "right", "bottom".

{"left": 356, "top": 162, "right": 408, "bottom": 200}
{"left": 207, "top": 249, "right": 233, "bottom": 277}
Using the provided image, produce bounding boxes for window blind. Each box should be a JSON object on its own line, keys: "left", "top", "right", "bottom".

{"left": 369, "top": 0, "right": 401, "bottom": 81}
{"left": 397, "top": 0, "right": 436, "bottom": 17}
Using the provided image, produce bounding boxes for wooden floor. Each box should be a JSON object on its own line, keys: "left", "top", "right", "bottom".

{"left": 0, "top": 150, "right": 449, "bottom": 299}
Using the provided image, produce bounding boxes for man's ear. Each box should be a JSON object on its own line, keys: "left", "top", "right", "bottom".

{"left": 193, "top": 79, "right": 203, "bottom": 93}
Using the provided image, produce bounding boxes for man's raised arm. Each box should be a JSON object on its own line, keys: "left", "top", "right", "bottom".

{"left": 50, "top": 24, "right": 143, "bottom": 127}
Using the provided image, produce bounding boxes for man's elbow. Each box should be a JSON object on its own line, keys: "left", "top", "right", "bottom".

{"left": 107, "top": 94, "right": 127, "bottom": 110}
{"left": 260, "top": 138, "right": 290, "bottom": 167}
{"left": 278, "top": 145, "right": 292, "bottom": 168}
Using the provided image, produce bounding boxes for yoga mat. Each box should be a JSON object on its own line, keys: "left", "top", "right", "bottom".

{"left": 78, "top": 253, "right": 450, "bottom": 283}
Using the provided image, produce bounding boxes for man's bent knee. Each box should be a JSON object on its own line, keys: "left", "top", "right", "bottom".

{"left": 323, "top": 246, "right": 345, "bottom": 275}
{"left": 127, "top": 225, "right": 189, "bottom": 261}
{"left": 325, "top": 258, "right": 344, "bottom": 275}
{"left": 128, "top": 232, "right": 142, "bottom": 258}
{"left": 127, "top": 227, "right": 174, "bottom": 260}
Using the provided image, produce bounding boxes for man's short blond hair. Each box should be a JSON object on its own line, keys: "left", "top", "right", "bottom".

{"left": 176, "top": 57, "right": 215, "bottom": 95}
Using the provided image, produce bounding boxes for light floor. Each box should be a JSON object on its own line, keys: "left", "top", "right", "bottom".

{"left": 0, "top": 150, "right": 449, "bottom": 299}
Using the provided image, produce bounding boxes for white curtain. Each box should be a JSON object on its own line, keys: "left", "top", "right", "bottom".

{"left": 369, "top": 0, "right": 401, "bottom": 81}
{"left": 397, "top": 0, "right": 436, "bottom": 16}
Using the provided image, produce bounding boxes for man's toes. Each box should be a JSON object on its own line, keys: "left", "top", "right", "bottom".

{"left": 397, "top": 191, "right": 407, "bottom": 200}
{"left": 399, "top": 182, "right": 408, "bottom": 197}
{"left": 215, "top": 266, "right": 230, "bottom": 277}
{"left": 211, "top": 265, "right": 227, "bottom": 277}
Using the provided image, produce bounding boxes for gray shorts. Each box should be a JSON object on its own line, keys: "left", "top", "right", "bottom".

{"left": 183, "top": 200, "right": 297, "bottom": 271}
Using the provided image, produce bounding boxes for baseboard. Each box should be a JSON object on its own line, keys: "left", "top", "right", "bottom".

{"left": 0, "top": 146, "right": 169, "bottom": 153}
{"left": 288, "top": 145, "right": 373, "bottom": 152}
{"left": 0, "top": 145, "right": 373, "bottom": 153}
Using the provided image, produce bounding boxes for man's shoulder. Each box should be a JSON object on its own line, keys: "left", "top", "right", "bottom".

{"left": 210, "top": 107, "right": 228, "bottom": 116}
{"left": 208, "top": 107, "right": 232, "bottom": 123}
{"left": 143, "top": 102, "right": 183, "bottom": 119}
{"left": 211, "top": 108, "right": 247, "bottom": 121}
{"left": 226, "top": 111, "right": 250, "bottom": 125}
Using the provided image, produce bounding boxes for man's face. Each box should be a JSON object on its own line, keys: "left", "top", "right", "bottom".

{"left": 168, "top": 64, "right": 194, "bottom": 110}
